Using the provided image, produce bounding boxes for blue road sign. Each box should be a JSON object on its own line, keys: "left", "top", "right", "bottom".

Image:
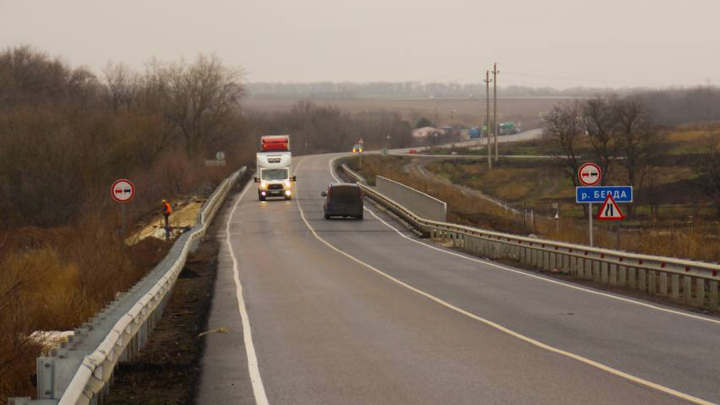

{"left": 576, "top": 186, "right": 633, "bottom": 203}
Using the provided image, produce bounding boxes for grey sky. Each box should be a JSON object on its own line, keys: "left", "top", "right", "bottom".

{"left": 1, "top": 0, "right": 718, "bottom": 88}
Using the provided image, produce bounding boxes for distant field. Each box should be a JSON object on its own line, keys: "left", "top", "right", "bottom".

{"left": 244, "top": 96, "right": 571, "bottom": 129}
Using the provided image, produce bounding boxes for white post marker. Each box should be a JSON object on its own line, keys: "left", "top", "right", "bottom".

{"left": 111, "top": 179, "right": 135, "bottom": 244}
{"left": 597, "top": 195, "right": 625, "bottom": 220}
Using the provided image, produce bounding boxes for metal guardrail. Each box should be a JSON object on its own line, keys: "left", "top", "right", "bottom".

{"left": 341, "top": 164, "right": 720, "bottom": 310}
{"left": 10, "top": 167, "right": 247, "bottom": 405}
{"left": 376, "top": 176, "right": 447, "bottom": 222}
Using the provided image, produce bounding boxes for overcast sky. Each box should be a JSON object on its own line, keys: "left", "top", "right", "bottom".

{"left": 1, "top": 0, "right": 718, "bottom": 88}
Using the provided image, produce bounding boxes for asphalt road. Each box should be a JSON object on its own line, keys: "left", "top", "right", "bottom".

{"left": 197, "top": 153, "right": 720, "bottom": 405}
{"left": 391, "top": 128, "right": 544, "bottom": 155}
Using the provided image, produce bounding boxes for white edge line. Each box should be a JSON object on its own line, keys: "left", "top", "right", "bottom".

{"left": 288, "top": 155, "right": 719, "bottom": 405}
{"left": 329, "top": 155, "right": 720, "bottom": 327}
{"left": 225, "top": 179, "right": 270, "bottom": 405}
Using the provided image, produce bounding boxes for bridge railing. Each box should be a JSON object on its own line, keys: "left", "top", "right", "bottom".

{"left": 341, "top": 164, "right": 720, "bottom": 310}
{"left": 10, "top": 167, "right": 247, "bottom": 405}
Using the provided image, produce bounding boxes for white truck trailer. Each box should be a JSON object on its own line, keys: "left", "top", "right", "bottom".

{"left": 254, "top": 151, "right": 295, "bottom": 201}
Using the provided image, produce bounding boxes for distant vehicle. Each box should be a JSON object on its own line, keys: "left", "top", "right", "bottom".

{"left": 255, "top": 134, "right": 295, "bottom": 201}
{"left": 408, "top": 149, "right": 418, "bottom": 154}
{"left": 260, "top": 135, "right": 290, "bottom": 152}
{"left": 469, "top": 127, "right": 481, "bottom": 138}
{"left": 352, "top": 144, "right": 364, "bottom": 153}
{"left": 498, "top": 122, "right": 520, "bottom": 135}
{"left": 321, "top": 183, "right": 364, "bottom": 220}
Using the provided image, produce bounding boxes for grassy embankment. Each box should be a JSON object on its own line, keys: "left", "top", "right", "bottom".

{"left": 0, "top": 166, "right": 235, "bottom": 398}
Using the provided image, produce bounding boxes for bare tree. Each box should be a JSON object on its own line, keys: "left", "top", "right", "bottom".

{"left": 613, "top": 96, "right": 664, "bottom": 190}
{"left": 103, "top": 62, "right": 137, "bottom": 112}
{"left": 544, "top": 101, "right": 585, "bottom": 187}
{"left": 160, "top": 54, "right": 243, "bottom": 157}
{"left": 582, "top": 96, "right": 618, "bottom": 185}
{"left": 693, "top": 132, "right": 720, "bottom": 217}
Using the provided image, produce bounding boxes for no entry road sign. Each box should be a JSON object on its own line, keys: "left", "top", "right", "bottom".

{"left": 597, "top": 195, "right": 625, "bottom": 220}
{"left": 576, "top": 186, "right": 633, "bottom": 203}
{"left": 111, "top": 179, "right": 135, "bottom": 203}
{"left": 578, "top": 163, "right": 601, "bottom": 186}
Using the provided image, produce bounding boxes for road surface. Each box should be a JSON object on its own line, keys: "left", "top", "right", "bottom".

{"left": 198, "top": 152, "right": 720, "bottom": 405}
{"left": 391, "top": 128, "right": 544, "bottom": 155}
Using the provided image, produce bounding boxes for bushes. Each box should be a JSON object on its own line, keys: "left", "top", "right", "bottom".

{"left": 0, "top": 246, "right": 91, "bottom": 396}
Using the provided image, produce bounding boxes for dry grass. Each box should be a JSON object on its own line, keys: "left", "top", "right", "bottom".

{"left": 352, "top": 155, "right": 720, "bottom": 263}
{"left": 0, "top": 247, "right": 92, "bottom": 396}
{"left": 0, "top": 214, "right": 175, "bottom": 398}
{"left": 667, "top": 123, "right": 720, "bottom": 143}
{"left": 0, "top": 149, "right": 236, "bottom": 399}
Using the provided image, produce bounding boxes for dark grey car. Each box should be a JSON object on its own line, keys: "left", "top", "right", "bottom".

{"left": 321, "top": 183, "right": 364, "bottom": 220}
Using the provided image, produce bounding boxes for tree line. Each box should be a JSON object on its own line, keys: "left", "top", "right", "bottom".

{"left": 544, "top": 95, "right": 720, "bottom": 216}
{"left": 247, "top": 100, "right": 413, "bottom": 154}
{"left": 0, "top": 45, "right": 248, "bottom": 229}
{"left": 247, "top": 81, "right": 640, "bottom": 99}
{"left": 247, "top": 81, "right": 720, "bottom": 112}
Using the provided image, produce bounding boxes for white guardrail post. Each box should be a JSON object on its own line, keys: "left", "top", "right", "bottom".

{"left": 9, "top": 167, "right": 246, "bottom": 405}
{"left": 338, "top": 164, "right": 720, "bottom": 312}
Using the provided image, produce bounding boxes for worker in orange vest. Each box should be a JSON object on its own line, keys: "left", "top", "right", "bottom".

{"left": 162, "top": 199, "right": 172, "bottom": 239}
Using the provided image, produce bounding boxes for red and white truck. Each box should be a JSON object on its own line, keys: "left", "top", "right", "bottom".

{"left": 254, "top": 135, "right": 296, "bottom": 201}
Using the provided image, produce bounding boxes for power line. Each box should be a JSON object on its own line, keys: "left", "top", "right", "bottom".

{"left": 492, "top": 62, "right": 499, "bottom": 162}
{"left": 484, "top": 69, "right": 492, "bottom": 170}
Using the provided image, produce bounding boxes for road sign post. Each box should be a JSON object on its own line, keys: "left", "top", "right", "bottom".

{"left": 576, "top": 182, "right": 632, "bottom": 246}
{"left": 577, "top": 163, "right": 602, "bottom": 246}
{"left": 588, "top": 203, "right": 593, "bottom": 246}
{"left": 111, "top": 179, "right": 135, "bottom": 249}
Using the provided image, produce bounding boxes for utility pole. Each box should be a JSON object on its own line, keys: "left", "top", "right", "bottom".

{"left": 484, "top": 70, "right": 492, "bottom": 169}
{"left": 492, "top": 62, "right": 500, "bottom": 162}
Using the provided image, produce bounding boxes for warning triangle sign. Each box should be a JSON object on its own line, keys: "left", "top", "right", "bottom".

{"left": 358, "top": 138, "right": 364, "bottom": 145}
{"left": 597, "top": 195, "right": 625, "bottom": 220}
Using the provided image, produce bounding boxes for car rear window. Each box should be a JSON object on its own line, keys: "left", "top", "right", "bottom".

{"left": 330, "top": 186, "right": 362, "bottom": 203}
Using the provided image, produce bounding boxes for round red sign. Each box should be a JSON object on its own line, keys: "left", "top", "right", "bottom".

{"left": 578, "top": 163, "right": 602, "bottom": 186}
{"left": 111, "top": 179, "right": 135, "bottom": 203}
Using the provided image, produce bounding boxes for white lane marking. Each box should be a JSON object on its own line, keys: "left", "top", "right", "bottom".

{"left": 292, "top": 156, "right": 720, "bottom": 405}
{"left": 327, "top": 156, "right": 720, "bottom": 326}
{"left": 225, "top": 180, "right": 270, "bottom": 405}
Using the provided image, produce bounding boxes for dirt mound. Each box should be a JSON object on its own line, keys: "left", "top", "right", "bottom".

{"left": 127, "top": 199, "right": 205, "bottom": 245}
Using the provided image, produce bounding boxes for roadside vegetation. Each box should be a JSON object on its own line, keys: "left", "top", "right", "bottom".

{"left": 247, "top": 100, "right": 413, "bottom": 154}
{"left": 350, "top": 98, "right": 720, "bottom": 262}
{"left": 0, "top": 45, "right": 251, "bottom": 398}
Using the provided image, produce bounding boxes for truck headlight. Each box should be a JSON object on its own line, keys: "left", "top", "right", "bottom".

{"left": 284, "top": 180, "right": 291, "bottom": 188}
{"left": 260, "top": 181, "right": 267, "bottom": 190}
